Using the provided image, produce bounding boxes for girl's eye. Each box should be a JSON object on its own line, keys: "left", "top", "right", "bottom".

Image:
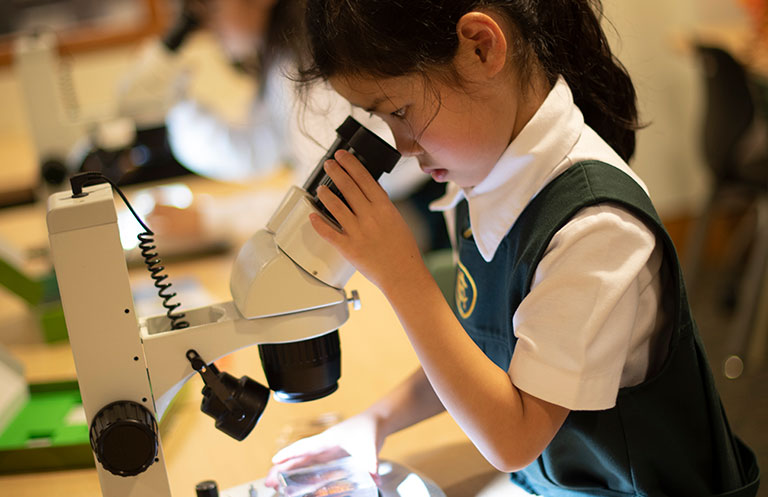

{"left": 390, "top": 107, "right": 407, "bottom": 119}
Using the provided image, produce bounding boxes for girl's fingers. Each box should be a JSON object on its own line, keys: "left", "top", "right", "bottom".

{"left": 271, "top": 434, "right": 335, "bottom": 463}
{"left": 266, "top": 449, "right": 350, "bottom": 487}
{"left": 323, "top": 159, "right": 370, "bottom": 214}
{"left": 309, "top": 212, "right": 345, "bottom": 244}
{"left": 333, "top": 150, "right": 388, "bottom": 202}
{"left": 316, "top": 184, "right": 355, "bottom": 229}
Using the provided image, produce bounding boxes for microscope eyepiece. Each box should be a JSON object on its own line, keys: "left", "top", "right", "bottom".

{"left": 346, "top": 121, "right": 402, "bottom": 179}
{"left": 303, "top": 116, "right": 401, "bottom": 223}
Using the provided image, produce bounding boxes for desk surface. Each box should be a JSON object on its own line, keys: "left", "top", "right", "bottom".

{"left": 0, "top": 176, "right": 494, "bottom": 497}
{"left": 0, "top": 131, "right": 37, "bottom": 206}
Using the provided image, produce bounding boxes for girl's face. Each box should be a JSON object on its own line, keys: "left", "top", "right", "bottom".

{"left": 330, "top": 72, "right": 519, "bottom": 188}
{"left": 328, "top": 11, "right": 549, "bottom": 188}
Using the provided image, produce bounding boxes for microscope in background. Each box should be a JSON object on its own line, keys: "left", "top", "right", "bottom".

{"left": 46, "top": 117, "right": 400, "bottom": 497}
{"left": 13, "top": 9, "right": 201, "bottom": 196}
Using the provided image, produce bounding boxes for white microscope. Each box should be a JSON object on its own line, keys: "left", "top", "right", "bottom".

{"left": 46, "top": 117, "right": 407, "bottom": 497}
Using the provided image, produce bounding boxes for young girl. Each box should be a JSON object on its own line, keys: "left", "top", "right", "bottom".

{"left": 267, "top": 1, "right": 760, "bottom": 495}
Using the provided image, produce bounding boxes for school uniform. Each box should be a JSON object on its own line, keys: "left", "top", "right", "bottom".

{"left": 431, "top": 77, "right": 759, "bottom": 496}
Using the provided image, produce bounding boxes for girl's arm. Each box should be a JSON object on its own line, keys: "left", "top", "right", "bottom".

{"left": 382, "top": 259, "right": 569, "bottom": 471}
{"left": 366, "top": 366, "right": 446, "bottom": 439}
{"left": 311, "top": 150, "right": 570, "bottom": 472}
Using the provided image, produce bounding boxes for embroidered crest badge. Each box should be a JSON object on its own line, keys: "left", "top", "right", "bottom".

{"left": 455, "top": 260, "right": 477, "bottom": 319}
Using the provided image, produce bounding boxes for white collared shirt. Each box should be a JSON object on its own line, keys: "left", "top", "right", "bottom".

{"left": 432, "top": 77, "right": 668, "bottom": 410}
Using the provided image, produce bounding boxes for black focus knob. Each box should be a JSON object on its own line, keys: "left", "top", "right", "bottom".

{"left": 195, "top": 480, "right": 220, "bottom": 497}
{"left": 89, "top": 401, "right": 159, "bottom": 477}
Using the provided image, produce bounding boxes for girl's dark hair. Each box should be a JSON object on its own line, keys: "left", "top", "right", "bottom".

{"left": 259, "top": 0, "right": 304, "bottom": 77}
{"left": 298, "top": 0, "right": 639, "bottom": 161}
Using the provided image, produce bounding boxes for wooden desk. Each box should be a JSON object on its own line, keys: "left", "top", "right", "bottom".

{"left": 0, "top": 131, "right": 37, "bottom": 207}
{"left": 0, "top": 176, "right": 495, "bottom": 497}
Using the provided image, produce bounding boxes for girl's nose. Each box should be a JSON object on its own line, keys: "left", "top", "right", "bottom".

{"left": 392, "top": 131, "right": 422, "bottom": 158}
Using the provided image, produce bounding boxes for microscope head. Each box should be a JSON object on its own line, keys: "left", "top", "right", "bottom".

{"left": 229, "top": 116, "right": 401, "bottom": 405}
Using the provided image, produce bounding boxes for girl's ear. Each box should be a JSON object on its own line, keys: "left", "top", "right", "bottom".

{"left": 455, "top": 12, "right": 508, "bottom": 81}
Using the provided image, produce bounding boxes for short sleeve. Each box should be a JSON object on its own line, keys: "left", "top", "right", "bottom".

{"left": 508, "top": 204, "right": 659, "bottom": 411}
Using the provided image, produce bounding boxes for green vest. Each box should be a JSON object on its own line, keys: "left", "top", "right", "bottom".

{"left": 453, "top": 161, "right": 760, "bottom": 496}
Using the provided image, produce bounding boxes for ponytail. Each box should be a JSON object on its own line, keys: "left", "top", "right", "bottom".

{"left": 299, "top": 0, "right": 639, "bottom": 161}
{"left": 525, "top": 0, "right": 638, "bottom": 161}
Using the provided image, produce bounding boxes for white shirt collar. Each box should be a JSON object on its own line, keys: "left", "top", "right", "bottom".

{"left": 430, "top": 76, "right": 584, "bottom": 261}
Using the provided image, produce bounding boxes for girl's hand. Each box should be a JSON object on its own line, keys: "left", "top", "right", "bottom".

{"left": 264, "top": 412, "right": 384, "bottom": 488}
{"left": 310, "top": 150, "right": 426, "bottom": 292}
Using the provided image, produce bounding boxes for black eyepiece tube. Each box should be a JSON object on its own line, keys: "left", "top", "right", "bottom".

{"left": 303, "top": 116, "right": 401, "bottom": 221}
{"left": 303, "top": 116, "right": 362, "bottom": 194}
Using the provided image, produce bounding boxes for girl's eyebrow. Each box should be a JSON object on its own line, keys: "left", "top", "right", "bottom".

{"left": 363, "top": 96, "right": 388, "bottom": 113}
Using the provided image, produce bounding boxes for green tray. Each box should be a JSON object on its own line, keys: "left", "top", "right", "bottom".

{"left": 0, "top": 380, "right": 92, "bottom": 474}
{"left": 0, "top": 378, "right": 186, "bottom": 474}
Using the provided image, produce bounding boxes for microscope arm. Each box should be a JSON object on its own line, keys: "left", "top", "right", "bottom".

{"left": 48, "top": 183, "right": 174, "bottom": 497}
{"left": 143, "top": 298, "right": 351, "bottom": 419}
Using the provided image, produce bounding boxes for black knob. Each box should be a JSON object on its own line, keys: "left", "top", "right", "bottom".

{"left": 40, "top": 158, "right": 68, "bottom": 186}
{"left": 195, "top": 480, "right": 220, "bottom": 497}
{"left": 199, "top": 372, "right": 270, "bottom": 441}
{"left": 89, "top": 401, "right": 158, "bottom": 477}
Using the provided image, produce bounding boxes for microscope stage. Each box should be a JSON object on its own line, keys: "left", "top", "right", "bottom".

{"left": 221, "top": 461, "right": 445, "bottom": 497}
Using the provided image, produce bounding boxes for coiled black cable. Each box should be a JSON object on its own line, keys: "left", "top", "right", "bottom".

{"left": 69, "top": 172, "right": 190, "bottom": 330}
{"left": 137, "top": 231, "right": 189, "bottom": 330}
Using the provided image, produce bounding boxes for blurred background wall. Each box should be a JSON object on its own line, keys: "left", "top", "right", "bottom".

{"left": 604, "top": 0, "right": 749, "bottom": 218}
{"left": 0, "top": 0, "right": 756, "bottom": 220}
